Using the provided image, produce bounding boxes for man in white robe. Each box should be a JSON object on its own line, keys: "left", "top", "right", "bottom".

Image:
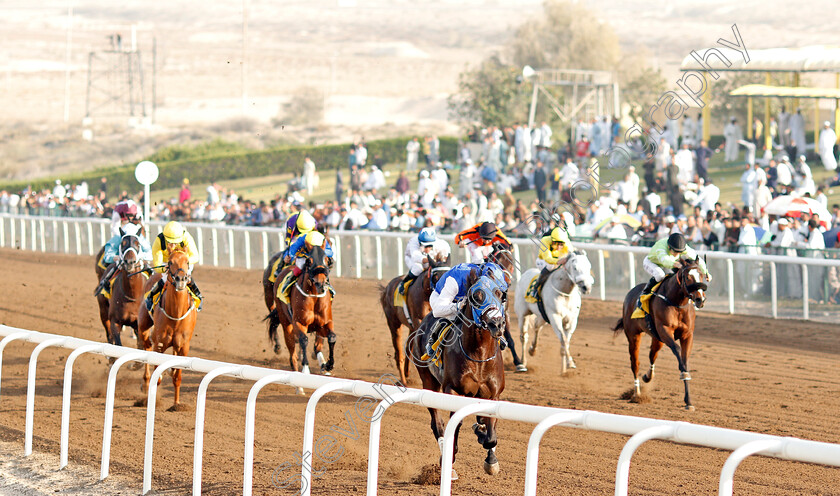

{"left": 789, "top": 109, "right": 807, "bottom": 159}
{"left": 681, "top": 115, "right": 696, "bottom": 148}
{"left": 724, "top": 118, "right": 742, "bottom": 162}
{"left": 778, "top": 107, "right": 790, "bottom": 148}
{"left": 819, "top": 121, "right": 837, "bottom": 171}
{"left": 740, "top": 163, "right": 756, "bottom": 208}
{"left": 539, "top": 122, "right": 552, "bottom": 148}
{"left": 737, "top": 139, "right": 756, "bottom": 166}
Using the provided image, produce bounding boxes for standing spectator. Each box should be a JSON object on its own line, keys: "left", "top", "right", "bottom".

{"left": 99, "top": 177, "right": 108, "bottom": 201}
{"left": 739, "top": 164, "right": 756, "bottom": 208}
{"left": 753, "top": 176, "right": 772, "bottom": 222}
{"left": 53, "top": 180, "right": 66, "bottom": 200}
{"left": 355, "top": 140, "right": 368, "bottom": 167}
{"left": 752, "top": 117, "right": 763, "bottom": 149}
{"left": 723, "top": 118, "right": 742, "bottom": 162}
{"left": 819, "top": 121, "right": 837, "bottom": 171}
{"left": 694, "top": 140, "right": 712, "bottom": 181}
{"left": 335, "top": 166, "right": 345, "bottom": 204}
{"left": 406, "top": 138, "right": 420, "bottom": 171}
{"left": 303, "top": 155, "right": 317, "bottom": 196}
{"left": 179, "top": 179, "right": 191, "bottom": 204}
{"left": 533, "top": 162, "right": 547, "bottom": 203}
{"left": 681, "top": 114, "right": 696, "bottom": 148}
{"left": 789, "top": 109, "right": 807, "bottom": 159}
{"left": 550, "top": 166, "right": 561, "bottom": 201}
{"left": 429, "top": 135, "right": 440, "bottom": 165}
{"left": 206, "top": 182, "right": 220, "bottom": 205}
{"left": 395, "top": 171, "right": 409, "bottom": 195}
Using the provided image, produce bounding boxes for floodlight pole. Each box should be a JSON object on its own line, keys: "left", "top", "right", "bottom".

{"left": 528, "top": 81, "right": 539, "bottom": 130}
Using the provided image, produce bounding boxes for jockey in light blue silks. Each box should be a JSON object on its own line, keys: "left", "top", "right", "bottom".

{"left": 425, "top": 262, "right": 508, "bottom": 357}
{"left": 94, "top": 222, "right": 152, "bottom": 297}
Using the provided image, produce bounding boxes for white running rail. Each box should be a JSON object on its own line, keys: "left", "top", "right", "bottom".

{"left": 2, "top": 213, "right": 838, "bottom": 321}
{"left": 0, "top": 324, "right": 839, "bottom": 495}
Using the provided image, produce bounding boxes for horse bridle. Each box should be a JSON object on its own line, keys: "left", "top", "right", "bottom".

{"left": 166, "top": 260, "right": 190, "bottom": 291}
{"left": 669, "top": 263, "right": 707, "bottom": 308}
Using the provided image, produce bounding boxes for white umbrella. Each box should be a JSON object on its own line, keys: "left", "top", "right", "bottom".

{"left": 761, "top": 195, "right": 831, "bottom": 225}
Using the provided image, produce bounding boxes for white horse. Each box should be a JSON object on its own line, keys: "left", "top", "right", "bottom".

{"left": 514, "top": 251, "right": 594, "bottom": 373}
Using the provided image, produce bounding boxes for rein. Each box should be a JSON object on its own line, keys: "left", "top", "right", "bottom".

{"left": 656, "top": 266, "right": 699, "bottom": 309}
{"left": 458, "top": 333, "right": 497, "bottom": 363}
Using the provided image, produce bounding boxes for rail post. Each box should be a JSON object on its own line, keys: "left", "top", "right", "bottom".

{"left": 355, "top": 235, "right": 362, "bottom": 279}
{"left": 101, "top": 352, "right": 148, "bottom": 480}
{"left": 244, "top": 231, "right": 252, "bottom": 269}
{"left": 99, "top": 222, "right": 106, "bottom": 246}
{"left": 333, "top": 234, "right": 342, "bottom": 278}
{"left": 802, "top": 264, "right": 809, "bottom": 320}
{"left": 718, "top": 439, "right": 784, "bottom": 496}
{"left": 86, "top": 221, "right": 94, "bottom": 255}
{"left": 598, "top": 249, "right": 606, "bottom": 301}
{"left": 523, "top": 412, "right": 585, "bottom": 495}
{"left": 20, "top": 218, "right": 25, "bottom": 251}
{"left": 628, "top": 252, "right": 636, "bottom": 289}
{"left": 31, "top": 218, "right": 37, "bottom": 251}
{"left": 228, "top": 229, "right": 235, "bottom": 268}
{"left": 261, "top": 231, "right": 269, "bottom": 268}
{"left": 193, "top": 365, "right": 245, "bottom": 495}
{"left": 212, "top": 227, "right": 219, "bottom": 267}
{"left": 366, "top": 391, "right": 421, "bottom": 495}
{"left": 60, "top": 344, "right": 105, "bottom": 469}
{"left": 513, "top": 243, "right": 522, "bottom": 282}
{"left": 375, "top": 235, "right": 383, "bottom": 280}
{"left": 299, "top": 381, "right": 356, "bottom": 496}
{"left": 397, "top": 237, "right": 404, "bottom": 275}
{"left": 770, "top": 262, "right": 777, "bottom": 319}
{"left": 74, "top": 221, "right": 81, "bottom": 254}
{"left": 614, "top": 424, "right": 677, "bottom": 496}
{"left": 25, "top": 337, "right": 70, "bottom": 456}
{"left": 39, "top": 219, "right": 46, "bottom": 252}
{"left": 196, "top": 226, "right": 204, "bottom": 265}
{"left": 0, "top": 215, "right": 5, "bottom": 247}
{"left": 242, "top": 373, "right": 292, "bottom": 496}
{"left": 726, "top": 259, "right": 735, "bottom": 314}
{"left": 63, "top": 221, "right": 69, "bottom": 253}
{"left": 0, "top": 332, "right": 32, "bottom": 402}
{"left": 143, "top": 356, "right": 195, "bottom": 494}
{"left": 440, "top": 402, "right": 500, "bottom": 495}
{"left": 10, "top": 215, "right": 16, "bottom": 248}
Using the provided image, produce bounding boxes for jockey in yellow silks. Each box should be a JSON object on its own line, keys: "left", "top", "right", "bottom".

{"left": 528, "top": 227, "right": 573, "bottom": 300}
{"left": 144, "top": 221, "right": 203, "bottom": 311}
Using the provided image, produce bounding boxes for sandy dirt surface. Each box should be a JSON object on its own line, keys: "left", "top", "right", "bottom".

{"left": 0, "top": 248, "right": 838, "bottom": 495}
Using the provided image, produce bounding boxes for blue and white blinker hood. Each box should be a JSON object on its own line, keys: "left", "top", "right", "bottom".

{"left": 468, "top": 276, "right": 505, "bottom": 327}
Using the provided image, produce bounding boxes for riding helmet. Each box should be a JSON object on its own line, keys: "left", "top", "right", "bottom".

{"left": 296, "top": 210, "right": 316, "bottom": 233}
{"left": 304, "top": 231, "right": 325, "bottom": 248}
{"left": 163, "top": 221, "right": 186, "bottom": 244}
{"left": 667, "top": 233, "right": 686, "bottom": 253}
{"left": 550, "top": 227, "right": 569, "bottom": 244}
{"left": 478, "top": 222, "right": 497, "bottom": 241}
{"left": 418, "top": 227, "right": 436, "bottom": 246}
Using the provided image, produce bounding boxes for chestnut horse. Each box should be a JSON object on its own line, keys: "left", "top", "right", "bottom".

{"left": 487, "top": 243, "right": 525, "bottom": 372}
{"left": 613, "top": 257, "right": 708, "bottom": 410}
{"left": 137, "top": 250, "right": 198, "bottom": 410}
{"left": 408, "top": 269, "right": 506, "bottom": 480}
{"left": 379, "top": 254, "right": 449, "bottom": 385}
{"left": 266, "top": 244, "right": 335, "bottom": 394}
{"left": 96, "top": 234, "right": 148, "bottom": 347}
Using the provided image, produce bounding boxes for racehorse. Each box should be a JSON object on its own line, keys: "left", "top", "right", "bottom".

{"left": 486, "top": 243, "right": 525, "bottom": 372}
{"left": 137, "top": 250, "right": 198, "bottom": 410}
{"left": 379, "top": 254, "right": 449, "bottom": 385}
{"left": 514, "top": 250, "right": 594, "bottom": 373}
{"left": 408, "top": 269, "right": 506, "bottom": 480}
{"left": 266, "top": 244, "right": 335, "bottom": 394}
{"left": 613, "top": 256, "right": 708, "bottom": 410}
{"left": 96, "top": 234, "right": 148, "bottom": 347}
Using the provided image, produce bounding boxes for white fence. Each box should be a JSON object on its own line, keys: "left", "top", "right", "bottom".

{"left": 2, "top": 324, "right": 840, "bottom": 495}
{"left": 2, "top": 213, "right": 839, "bottom": 323}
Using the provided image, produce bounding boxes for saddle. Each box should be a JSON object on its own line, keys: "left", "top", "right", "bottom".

{"left": 101, "top": 269, "right": 148, "bottom": 299}
{"left": 268, "top": 256, "right": 286, "bottom": 284}
{"left": 631, "top": 280, "right": 664, "bottom": 320}
{"left": 524, "top": 272, "right": 552, "bottom": 324}
{"left": 276, "top": 268, "right": 335, "bottom": 304}
{"left": 393, "top": 276, "right": 417, "bottom": 307}
{"left": 420, "top": 320, "right": 455, "bottom": 369}
{"left": 146, "top": 283, "right": 201, "bottom": 316}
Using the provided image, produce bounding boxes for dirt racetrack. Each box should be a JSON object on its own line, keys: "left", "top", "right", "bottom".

{"left": 0, "top": 248, "right": 838, "bottom": 495}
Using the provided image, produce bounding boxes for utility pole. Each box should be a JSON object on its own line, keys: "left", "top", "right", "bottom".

{"left": 152, "top": 37, "right": 157, "bottom": 124}
{"left": 63, "top": 4, "right": 73, "bottom": 123}
{"left": 241, "top": 0, "right": 249, "bottom": 115}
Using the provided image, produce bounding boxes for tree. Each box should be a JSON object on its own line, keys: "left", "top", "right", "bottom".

{"left": 276, "top": 87, "right": 324, "bottom": 127}
{"left": 447, "top": 56, "right": 529, "bottom": 129}
{"left": 617, "top": 46, "right": 668, "bottom": 123}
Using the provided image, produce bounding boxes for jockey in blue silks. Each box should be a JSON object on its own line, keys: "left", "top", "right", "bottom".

{"left": 94, "top": 222, "right": 152, "bottom": 297}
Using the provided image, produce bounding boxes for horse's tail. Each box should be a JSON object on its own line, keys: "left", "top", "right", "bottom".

{"left": 264, "top": 308, "right": 280, "bottom": 342}
{"left": 612, "top": 317, "right": 625, "bottom": 338}
{"left": 377, "top": 283, "right": 388, "bottom": 309}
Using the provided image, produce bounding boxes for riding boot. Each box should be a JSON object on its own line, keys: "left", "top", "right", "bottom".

{"left": 145, "top": 278, "right": 164, "bottom": 312}
{"left": 187, "top": 280, "right": 203, "bottom": 311}
{"left": 637, "top": 277, "right": 657, "bottom": 310}
{"left": 425, "top": 318, "right": 452, "bottom": 359}
{"left": 531, "top": 268, "right": 550, "bottom": 299}
{"left": 399, "top": 272, "right": 418, "bottom": 295}
{"left": 94, "top": 264, "right": 116, "bottom": 297}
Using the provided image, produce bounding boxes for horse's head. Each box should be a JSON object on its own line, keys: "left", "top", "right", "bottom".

{"left": 488, "top": 242, "right": 515, "bottom": 278}
{"left": 425, "top": 254, "right": 450, "bottom": 292}
{"left": 119, "top": 233, "right": 143, "bottom": 272}
{"left": 564, "top": 250, "right": 595, "bottom": 295}
{"left": 677, "top": 256, "right": 707, "bottom": 308}
{"left": 306, "top": 244, "right": 329, "bottom": 295}
{"left": 166, "top": 251, "right": 191, "bottom": 291}
{"left": 465, "top": 269, "right": 506, "bottom": 341}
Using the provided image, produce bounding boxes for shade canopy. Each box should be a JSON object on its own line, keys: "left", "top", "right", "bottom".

{"left": 729, "top": 84, "right": 840, "bottom": 99}
{"left": 680, "top": 46, "right": 840, "bottom": 73}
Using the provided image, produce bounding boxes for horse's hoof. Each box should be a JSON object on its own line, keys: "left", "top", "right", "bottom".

{"left": 450, "top": 468, "right": 459, "bottom": 481}
{"left": 128, "top": 362, "right": 142, "bottom": 371}
{"left": 273, "top": 345, "right": 282, "bottom": 355}
{"left": 515, "top": 364, "right": 528, "bottom": 373}
{"left": 483, "top": 461, "right": 500, "bottom": 476}
{"left": 567, "top": 360, "right": 577, "bottom": 369}
{"left": 295, "top": 387, "right": 305, "bottom": 396}
{"left": 642, "top": 374, "right": 653, "bottom": 383}
{"left": 685, "top": 405, "right": 695, "bottom": 412}
{"left": 321, "top": 369, "right": 332, "bottom": 376}
{"left": 527, "top": 346, "right": 536, "bottom": 357}
{"left": 680, "top": 371, "right": 692, "bottom": 381}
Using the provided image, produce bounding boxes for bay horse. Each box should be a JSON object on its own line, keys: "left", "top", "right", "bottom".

{"left": 379, "top": 254, "right": 449, "bottom": 385}
{"left": 408, "top": 268, "right": 506, "bottom": 480}
{"left": 96, "top": 234, "right": 148, "bottom": 347}
{"left": 514, "top": 250, "right": 594, "bottom": 373}
{"left": 137, "top": 250, "right": 198, "bottom": 410}
{"left": 613, "top": 256, "right": 708, "bottom": 410}
{"left": 487, "top": 243, "right": 525, "bottom": 372}
{"left": 266, "top": 244, "right": 335, "bottom": 394}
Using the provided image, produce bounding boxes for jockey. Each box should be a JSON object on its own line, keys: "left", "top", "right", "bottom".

{"left": 399, "top": 227, "right": 451, "bottom": 294}
{"left": 426, "top": 262, "right": 508, "bottom": 358}
{"left": 529, "top": 227, "right": 573, "bottom": 300}
{"left": 278, "top": 230, "right": 335, "bottom": 298}
{"left": 455, "top": 222, "right": 512, "bottom": 263}
{"left": 640, "top": 232, "right": 712, "bottom": 300}
{"left": 93, "top": 222, "right": 152, "bottom": 297}
{"left": 272, "top": 210, "right": 318, "bottom": 280}
{"left": 110, "top": 200, "right": 143, "bottom": 237}
{"left": 144, "top": 221, "right": 203, "bottom": 312}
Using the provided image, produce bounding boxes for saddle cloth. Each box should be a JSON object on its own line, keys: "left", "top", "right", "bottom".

{"left": 102, "top": 270, "right": 148, "bottom": 299}
{"left": 631, "top": 280, "right": 663, "bottom": 319}
{"left": 268, "top": 256, "right": 285, "bottom": 284}
{"left": 277, "top": 270, "right": 335, "bottom": 304}
{"left": 524, "top": 274, "right": 540, "bottom": 304}
{"left": 147, "top": 284, "right": 201, "bottom": 313}
{"left": 419, "top": 321, "right": 454, "bottom": 367}
{"left": 393, "top": 276, "right": 417, "bottom": 307}
{"left": 97, "top": 251, "right": 109, "bottom": 271}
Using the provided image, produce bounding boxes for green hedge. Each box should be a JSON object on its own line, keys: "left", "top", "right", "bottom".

{"left": 3, "top": 136, "right": 459, "bottom": 196}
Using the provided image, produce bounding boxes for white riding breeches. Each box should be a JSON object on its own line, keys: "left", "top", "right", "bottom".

{"left": 535, "top": 259, "right": 550, "bottom": 271}
{"left": 643, "top": 257, "right": 666, "bottom": 282}
{"left": 295, "top": 257, "right": 306, "bottom": 270}
{"left": 409, "top": 262, "right": 425, "bottom": 277}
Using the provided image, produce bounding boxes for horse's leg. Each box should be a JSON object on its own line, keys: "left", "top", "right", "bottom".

{"left": 545, "top": 311, "right": 568, "bottom": 374}
{"left": 642, "top": 338, "right": 664, "bottom": 383}
{"left": 530, "top": 315, "right": 544, "bottom": 356}
{"left": 389, "top": 320, "right": 409, "bottom": 385}
{"left": 658, "top": 326, "right": 693, "bottom": 409}
{"left": 502, "top": 311, "right": 524, "bottom": 371}
{"left": 517, "top": 312, "right": 530, "bottom": 370}
{"left": 679, "top": 333, "right": 695, "bottom": 411}
{"left": 627, "top": 329, "right": 643, "bottom": 401}
{"left": 474, "top": 415, "right": 500, "bottom": 475}
{"left": 109, "top": 320, "right": 123, "bottom": 347}
{"left": 171, "top": 340, "right": 190, "bottom": 408}
{"left": 98, "top": 297, "right": 111, "bottom": 344}
{"left": 312, "top": 335, "right": 323, "bottom": 360}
